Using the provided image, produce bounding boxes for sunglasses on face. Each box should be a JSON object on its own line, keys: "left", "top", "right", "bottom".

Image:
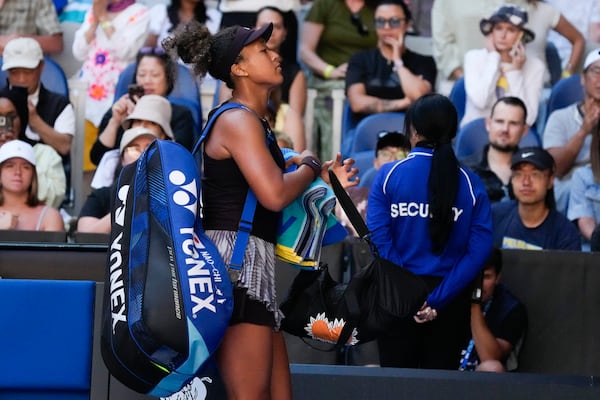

{"left": 375, "top": 17, "right": 406, "bottom": 29}
{"left": 350, "top": 13, "right": 369, "bottom": 36}
{"left": 139, "top": 46, "right": 166, "bottom": 56}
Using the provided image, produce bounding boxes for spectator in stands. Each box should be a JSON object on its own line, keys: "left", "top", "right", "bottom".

{"left": 146, "top": 0, "right": 211, "bottom": 49}
{"left": 77, "top": 126, "right": 157, "bottom": 234}
{"left": 257, "top": 6, "right": 307, "bottom": 147}
{"left": 432, "top": 0, "right": 503, "bottom": 88}
{"left": 89, "top": 47, "right": 194, "bottom": 166}
{"left": 525, "top": 0, "right": 585, "bottom": 82}
{"left": 544, "top": 48, "right": 600, "bottom": 214}
{"left": 567, "top": 123, "right": 600, "bottom": 246}
{"left": 359, "top": 130, "right": 410, "bottom": 189}
{"left": 0, "top": 86, "right": 66, "bottom": 208}
{"left": 458, "top": 247, "right": 527, "bottom": 372}
{"left": 218, "top": 0, "right": 300, "bottom": 65}
{"left": 300, "top": 0, "right": 377, "bottom": 161}
{"left": 462, "top": 4, "right": 544, "bottom": 127}
{"left": 345, "top": 0, "right": 436, "bottom": 127}
{"left": 0, "top": 0, "right": 63, "bottom": 55}
{"left": 0, "top": 140, "right": 64, "bottom": 231}
{"left": 432, "top": 0, "right": 584, "bottom": 93}
{"left": 464, "top": 96, "right": 529, "bottom": 203}
{"left": 492, "top": 146, "right": 581, "bottom": 250}
{"left": 72, "top": 0, "right": 149, "bottom": 170}
{"left": 368, "top": 94, "right": 493, "bottom": 370}
{"left": 89, "top": 94, "right": 174, "bottom": 189}
{"left": 546, "top": 0, "right": 600, "bottom": 72}
{"left": 2, "top": 38, "right": 75, "bottom": 172}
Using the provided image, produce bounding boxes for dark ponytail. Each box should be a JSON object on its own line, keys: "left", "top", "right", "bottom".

{"left": 405, "top": 94, "right": 459, "bottom": 254}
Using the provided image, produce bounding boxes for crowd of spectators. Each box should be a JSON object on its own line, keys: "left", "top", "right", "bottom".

{"left": 2, "top": 0, "right": 600, "bottom": 379}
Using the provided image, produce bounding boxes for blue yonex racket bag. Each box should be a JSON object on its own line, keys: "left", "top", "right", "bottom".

{"left": 101, "top": 103, "right": 252, "bottom": 397}
{"left": 101, "top": 139, "right": 233, "bottom": 397}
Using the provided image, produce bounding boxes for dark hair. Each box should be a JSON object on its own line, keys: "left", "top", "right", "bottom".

{"left": 134, "top": 48, "right": 177, "bottom": 95}
{"left": 404, "top": 94, "right": 459, "bottom": 254}
{"left": 257, "top": 6, "right": 286, "bottom": 24}
{"left": 0, "top": 85, "right": 28, "bottom": 138}
{"left": 166, "top": 0, "right": 207, "bottom": 33}
{"left": 376, "top": 0, "right": 412, "bottom": 21}
{"left": 256, "top": 6, "right": 298, "bottom": 64}
{"left": 484, "top": 247, "right": 503, "bottom": 274}
{"left": 163, "top": 21, "right": 237, "bottom": 88}
{"left": 490, "top": 96, "right": 528, "bottom": 123}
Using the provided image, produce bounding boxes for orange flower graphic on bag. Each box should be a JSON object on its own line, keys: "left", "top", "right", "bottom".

{"left": 304, "top": 313, "right": 358, "bottom": 345}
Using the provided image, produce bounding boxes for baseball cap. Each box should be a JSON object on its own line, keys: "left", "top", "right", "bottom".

{"left": 375, "top": 131, "right": 409, "bottom": 156}
{"left": 583, "top": 48, "right": 600, "bottom": 70}
{"left": 511, "top": 146, "right": 554, "bottom": 171}
{"left": 480, "top": 4, "right": 535, "bottom": 44}
{"left": 1, "top": 38, "right": 44, "bottom": 71}
{"left": 119, "top": 126, "right": 158, "bottom": 154}
{"left": 213, "top": 23, "right": 274, "bottom": 83}
{"left": 0, "top": 140, "right": 36, "bottom": 166}
{"left": 123, "top": 95, "right": 174, "bottom": 139}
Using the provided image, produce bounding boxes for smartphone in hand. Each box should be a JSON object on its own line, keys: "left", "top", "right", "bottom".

{"left": 127, "top": 84, "right": 144, "bottom": 103}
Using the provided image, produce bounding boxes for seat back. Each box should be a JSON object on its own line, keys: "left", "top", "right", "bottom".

{"left": 546, "top": 74, "right": 583, "bottom": 121}
{"left": 455, "top": 117, "right": 542, "bottom": 160}
{"left": 454, "top": 118, "right": 488, "bottom": 160}
{"left": 448, "top": 77, "right": 466, "bottom": 123}
{"left": 341, "top": 101, "right": 365, "bottom": 157}
{"left": 351, "top": 150, "right": 376, "bottom": 181}
{"left": 520, "top": 126, "right": 542, "bottom": 148}
{"left": 0, "top": 56, "right": 69, "bottom": 97}
{"left": 0, "top": 279, "right": 95, "bottom": 400}
{"left": 350, "top": 112, "right": 406, "bottom": 154}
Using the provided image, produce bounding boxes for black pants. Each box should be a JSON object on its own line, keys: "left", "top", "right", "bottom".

{"left": 377, "top": 276, "right": 471, "bottom": 370}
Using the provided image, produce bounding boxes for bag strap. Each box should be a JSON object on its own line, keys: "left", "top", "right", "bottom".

{"left": 192, "top": 102, "right": 250, "bottom": 155}
{"left": 328, "top": 170, "right": 371, "bottom": 241}
{"left": 193, "top": 102, "right": 260, "bottom": 271}
{"left": 327, "top": 171, "right": 377, "bottom": 349}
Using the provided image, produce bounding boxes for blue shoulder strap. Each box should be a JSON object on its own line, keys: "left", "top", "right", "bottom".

{"left": 193, "top": 102, "right": 258, "bottom": 272}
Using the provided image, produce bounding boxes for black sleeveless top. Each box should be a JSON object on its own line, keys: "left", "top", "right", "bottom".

{"left": 201, "top": 113, "right": 285, "bottom": 244}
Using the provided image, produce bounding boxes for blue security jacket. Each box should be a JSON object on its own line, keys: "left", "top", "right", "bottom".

{"left": 367, "top": 147, "right": 493, "bottom": 310}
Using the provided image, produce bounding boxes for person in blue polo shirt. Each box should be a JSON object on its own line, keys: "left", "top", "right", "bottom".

{"left": 367, "top": 93, "right": 493, "bottom": 369}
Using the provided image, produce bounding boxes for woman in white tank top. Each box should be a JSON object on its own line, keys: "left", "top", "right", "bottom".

{"left": 0, "top": 140, "right": 64, "bottom": 232}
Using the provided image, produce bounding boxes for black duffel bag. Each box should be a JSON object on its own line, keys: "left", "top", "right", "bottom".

{"left": 279, "top": 172, "right": 428, "bottom": 348}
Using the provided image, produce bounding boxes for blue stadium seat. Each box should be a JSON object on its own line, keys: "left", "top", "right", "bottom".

{"left": 454, "top": 117, "right": 541, "bottom": 160}
{"left": 448, "top": 77, "right": 466, "bottom": 123}
{"left": 349, "top": 112, "right": 406, "bottom": 155}
{"left": 545, "top": 74, "right": 583, "bottom": 122}
{"left": 341, "top": 101, "right": 358, "bottom": 156}
{"left": 0, "top": 279, "right": 95, "bottom": 400}
{"left": 0, "top": 56, "right": 69, "bottom": 97}
{"left": 351, "top": 150, "right": 376, "bottom": 181}
{"left": 358, "top": 166, "right": 378, "bottom": 189}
